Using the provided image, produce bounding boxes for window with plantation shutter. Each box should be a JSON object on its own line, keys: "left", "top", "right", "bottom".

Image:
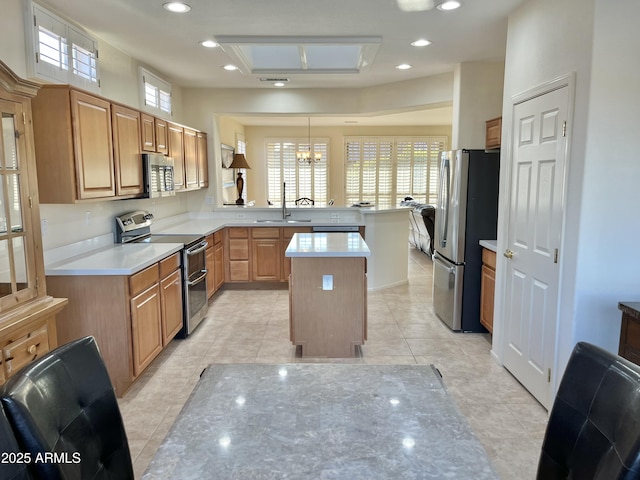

{"left": 27, "top": 2, "right": 101, "bottom": 93}
{"left": 266, "top": 138, "right": 329, "bottom": 206}
{"left": 345, "top": 136, "right": 446, "bottom": 207}
{"left": 139, "top": 67, "right": 172, "bottom": 116}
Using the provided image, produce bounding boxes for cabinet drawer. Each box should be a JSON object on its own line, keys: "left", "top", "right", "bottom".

{"left": 213, "top": 230, "right": 223, "bottom": 244}
{"left": 252, "top": 227, "right": 280, "bottom": 239}
{"left": 482, "top": 248, "right": 497, "bottom": 270}
{"left": 229, "top": 238, "right": 249, "bottom": 260}
{"left": 130, "top": 263, "right": 160, "bottom": 296}
{"left": 228, "top": 227, "right": 248, "bottom": 239}
{"left": 159, "top": 253, "right": 180, "bottom": 278}
{"left": 3, "top": 325, "right": 50, "bottom": 377}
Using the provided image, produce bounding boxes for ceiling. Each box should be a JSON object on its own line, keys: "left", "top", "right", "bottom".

{"left": 39, "top": 0, "right": 525, "bottom": 125}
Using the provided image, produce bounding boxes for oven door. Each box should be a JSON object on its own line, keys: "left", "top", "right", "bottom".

{"left": 182, "top": 240, "right": 208, "bottom": 336}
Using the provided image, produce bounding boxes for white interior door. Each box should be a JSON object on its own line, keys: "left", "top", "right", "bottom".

{"left": 502, "top": 85, "right": 569, "bottom": 409}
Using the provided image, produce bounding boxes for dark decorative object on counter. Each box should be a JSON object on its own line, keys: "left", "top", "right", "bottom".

{"left": 228, "top": 153, "right": 251, "bottom": 205}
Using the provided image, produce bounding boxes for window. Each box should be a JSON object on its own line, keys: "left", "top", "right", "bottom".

{"left": 345, "top": 136, "right": 446, "bottom": 208}
{"left": 139, "top": 67, "right": 172, "bottom": 116}
{"left": 27, "top": 2, "right": 100, "bottom": 92}
{"left": 266, "top": 139, "right": 329, "bottom": 206}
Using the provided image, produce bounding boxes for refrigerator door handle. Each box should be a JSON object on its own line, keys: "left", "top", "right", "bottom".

{"left": 439, "top": 158, "right": 450, "bottom": 247}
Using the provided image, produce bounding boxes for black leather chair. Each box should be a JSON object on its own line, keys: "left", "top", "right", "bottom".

{"left": 537, "top": 342, "right": 640, "bottom": 479}
{"left": 0, "top": 405, "right": 33, "bottom": 480}
{"left": 0, "top": 336, "right": 133, "bottom": 480}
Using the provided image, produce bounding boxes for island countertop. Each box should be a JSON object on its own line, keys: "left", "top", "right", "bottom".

{"left": 285, "top": 232, "right": 371, "bottom": 258}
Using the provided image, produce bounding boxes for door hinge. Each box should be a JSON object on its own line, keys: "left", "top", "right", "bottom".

{"left": 554, "top": 248, "right": 559, "bottom": 264}
{"left": 562, "top": 121, "right": 567, "bottom": 137}
{"left": 548, "top": 368, "right": 551, "bottom": 383}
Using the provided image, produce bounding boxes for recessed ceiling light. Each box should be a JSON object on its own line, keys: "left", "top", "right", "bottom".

{"left": 411, "top": 39, "right": 432, "bottom": 47}
{"left": 200, "top": 40, "right": 218, "bottom": 48}
{"left": 162, "top": 2, "right": 191, "bottom": 13}
{"left": 223, "top": 64, "right": 239, "bottom": 71}
{"left": 396, "top": 63, "right": 412, "bottom": 70}
{"left": 437, "top": 1, "right": 461, "bottom": 11}
{"left": 273, "top": 82, "right": 285, "bottom": 87}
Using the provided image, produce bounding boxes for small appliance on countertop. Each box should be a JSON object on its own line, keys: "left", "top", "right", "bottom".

{"left": 115, "top": 210, "right": 208, "bottom": 337}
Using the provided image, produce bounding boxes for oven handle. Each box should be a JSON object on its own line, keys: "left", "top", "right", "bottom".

{"left": 187, "top": 270, "right": 207, "bottom": 286}
{"left": 186, "top": 241, "right": 208, "bottom": 256}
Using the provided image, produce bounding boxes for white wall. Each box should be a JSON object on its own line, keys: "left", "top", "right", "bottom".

{"left": 496, "top": 0, "right": 640, "bottom": 390}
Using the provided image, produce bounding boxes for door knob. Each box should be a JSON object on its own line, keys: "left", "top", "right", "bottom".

{"left": 503, "top": 249, "right": 514, "bottom": 259}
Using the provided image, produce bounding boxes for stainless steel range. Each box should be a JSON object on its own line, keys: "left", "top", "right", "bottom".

{"left": 115, "top": 210, "right": 208, "bottom": 337}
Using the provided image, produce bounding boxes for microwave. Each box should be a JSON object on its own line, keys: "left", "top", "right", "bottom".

{"left": 143, "top": 153, "right": 175, "bottom": 198}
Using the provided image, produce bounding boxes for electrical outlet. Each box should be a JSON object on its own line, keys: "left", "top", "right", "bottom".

{"left": 205, "top": 196, "right": 214, "bottom": 205}
{"left": 41, "top": 219, "right": 47, "bottom": 235}
{"left": 322, "top": 275, "right": 333, "bottom": 290}
{"left": 84, "top": 211, "right": 91, "bottom": 225}
{"left": 237, "top": 213, "right": 246, "bottom": 219}
{"left": 330, "top": 212, "right": 340, "bottom": 219}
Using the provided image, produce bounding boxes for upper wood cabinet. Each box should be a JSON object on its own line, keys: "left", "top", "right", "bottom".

{"left": 197, "top": 131, "right": 209, "bottom": 188}
{"left": 112, "top": 104, "right": 144, "bottom": 196}
{"left": 141, "top": 112, "right": 156, "bottom": 152}
{"left": 167, "top": 122, "right": 185, "bottom": 191}
{"left": 183, "top": 127, "right": 198, "bottom": 190}
{"left": 485, "top": 117, "right": 502, "bottom": 151}
{"left": 155, "top": 118, "right": 168, "bottom": 155}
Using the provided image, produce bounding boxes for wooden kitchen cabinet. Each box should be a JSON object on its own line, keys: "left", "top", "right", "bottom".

{"left": 155, "top": 117, "right": 168, "bottom": 155}
{"left": 48, "top": 251, "right": 181, "bottom": 396}
{"left": 252, "top": 228, "right": 281, "bottom": 281}
{"left": 112, "top": 104, "right": 144, "bottom": 196}
{"left": 197, "top": 131, "right": 209, "bottom": 188}
{"left": 141, "top": 112, "right": 156, "bottom": 152}
{"left": 206, "top": 234, "right": 215, "bottom": 298}
{"left": 226, "top": 228, "right": 250, "bottom": 282}
{"left": 160, "top": 253, "right": 182, "bottom": 345}
{"left": 480, "top": 248, "right": 496, "bottom": 333}
{"left": 485, "top": 117, "right": 502, "bottom": 151}
{"left": 184, "top": 127, "right": 199, "bottom": 190}
{"left": 206, "top": 230, "right": 225, "bottom": 298}
{"left": 168, "top": 122, "right": 185, "bottom": 190}
{"left": 618, "top": 302, "right": 640, "bottom": 367}
{"left": 31, "top": 86, "right": 115, "bottom": 202}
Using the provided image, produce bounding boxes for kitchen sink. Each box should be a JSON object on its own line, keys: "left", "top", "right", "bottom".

{"left": 254, "top": 219, "right": 312, "bottom": 223}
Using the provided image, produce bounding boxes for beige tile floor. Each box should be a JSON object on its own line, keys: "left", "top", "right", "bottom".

{"left": 119, "top": 247, "right": 547, "bottom": 479}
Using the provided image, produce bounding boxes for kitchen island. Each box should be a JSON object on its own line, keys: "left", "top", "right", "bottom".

{"left": 286, "top": 232, "right": 370, "bottom": 357}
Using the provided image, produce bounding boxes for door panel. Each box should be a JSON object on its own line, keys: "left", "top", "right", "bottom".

{"left": 503, "top": 86, "right": 569, "bottom": 409}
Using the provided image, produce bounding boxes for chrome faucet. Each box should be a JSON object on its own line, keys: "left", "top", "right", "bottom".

{"left": 282, "top": 182, "right": 290, "bottom": 220}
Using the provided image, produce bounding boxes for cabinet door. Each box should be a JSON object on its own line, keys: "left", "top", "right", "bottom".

{"left": 485, "top": 117, "right": 502, "bottom": 150}
{"left": 183, "top": 128, "right": 198, "bottom": 190}
{"left": 252, "top": 239, "right": 281, "bottom": 281}
{"left": 168, "top": 122, "right": 185, "bottom": 190}
{"left": 160, "top": 269, "right": 183, "bottom": 345}
{"left": 130, "top": 283, "right": 163, "bottom": 376}
{"left": 141, "top": 113, "right": 156, "bottom": 152}
{"left": 214, "top": 242, "right": 225, "bottom": 291}
{"left": 155, "top": 118, "right": 168, "bottom": 155}
{"left": 112, "top": 104, "right": 144, "bottom": 196}
{"left": 197, "top": 131, "right": 208, "bottom": 188}
{"left": 480, "top": 264, "right": 496, "bottom": 333}
{"left": 70, "top": 90, "right": 115, "bottom": 199}
{"left": 206, "top": 235, "right": 215, "bottom": 298}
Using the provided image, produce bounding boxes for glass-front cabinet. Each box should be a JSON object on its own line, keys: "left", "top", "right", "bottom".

{"left": 0, "top": 61, "right": 67, "bottom": 384}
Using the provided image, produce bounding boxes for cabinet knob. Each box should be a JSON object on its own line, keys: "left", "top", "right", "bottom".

{"left": 27, "top": 345, "right": 37, "bottom": 355}
{"left": 503, "top": 249, "right": 514, "bottom": 259}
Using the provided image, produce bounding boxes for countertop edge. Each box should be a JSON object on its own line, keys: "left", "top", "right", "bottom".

{"left": 479, "top": 240, "right": 497, "bottom": 252}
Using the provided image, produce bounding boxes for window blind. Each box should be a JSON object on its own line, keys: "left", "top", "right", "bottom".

{"left": 266, "top": 139, "right": 329, "bottom": 205}
{"left": 345, "top": 136, "right": 446, "bottom": 207}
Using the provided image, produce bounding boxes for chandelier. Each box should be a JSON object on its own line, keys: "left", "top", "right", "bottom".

{"left": 296, "top": 117, "right": 322, "bottom": 164}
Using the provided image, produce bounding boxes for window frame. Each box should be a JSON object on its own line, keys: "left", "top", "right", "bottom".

{"left": 139, "top": 66, "right": 172, "bottom": 118}
{"left": 26, "top": 1, "right": 101, "bottom": 93}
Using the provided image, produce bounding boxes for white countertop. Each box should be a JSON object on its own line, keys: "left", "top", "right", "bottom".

{"left": 479, "top": 239, "right": 497, "bottom": 252}
{"left": 285, "top": 233, "right": 371, "bottom": 258}
{"left": 45, "top": 243, "right": 183, "bottom": 276}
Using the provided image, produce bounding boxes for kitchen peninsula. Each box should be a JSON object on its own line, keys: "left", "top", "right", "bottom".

{"left": 286, "top": 232, "right": 370, "bottom": 357}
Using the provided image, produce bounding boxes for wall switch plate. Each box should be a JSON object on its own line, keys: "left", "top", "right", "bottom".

{"left": 84, "top": 211, "right": 91, "bottom": 225}
{"left": 205, "top": 196, "right": 214, "bottom": 205}
{"left": 322, "top": 275, "right": 333, "bottom": 290}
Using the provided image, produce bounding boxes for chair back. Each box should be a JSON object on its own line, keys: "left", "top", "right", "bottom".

{"left": 537, "top": 341, "right": 640, "bottom": 479}
{"left": 0, "top": 336, "right": 133, "bottom": 480}
{"left": 0, "top": 404, "right": 33, "bottom": 480}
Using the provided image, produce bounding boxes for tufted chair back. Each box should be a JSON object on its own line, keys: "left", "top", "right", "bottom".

{"left": 0, "top": 336, "right": 133, "bottom": 480}
{"left": 537, "top": 342, "right": 640, "bottom": 479}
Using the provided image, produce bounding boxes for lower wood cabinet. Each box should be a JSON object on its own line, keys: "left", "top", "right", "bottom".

{"left": 480, "top": 248, "right": 496, "bottom": 333}
{"left": 252, "top": 228, "right": 281, "bottom": 281}
{"left": 226, "top": 228, "right": 250, "bottom": 282}
{"left": 47, "top": 252, "right": 183, "bottom": 396}
{"left": 206, "top": 230, "right": 225, "bottom": 298}
{"left": 618, "top": 302, "right": 640, "bottom": 367}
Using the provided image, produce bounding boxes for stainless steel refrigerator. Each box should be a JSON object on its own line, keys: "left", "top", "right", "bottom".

{"left": 432, "top": 149, "right": 500, "bottom": 332}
